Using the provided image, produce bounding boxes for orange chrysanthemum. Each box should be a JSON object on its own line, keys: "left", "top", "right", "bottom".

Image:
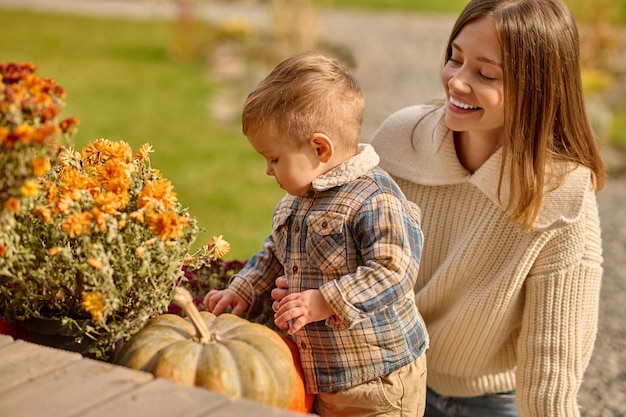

{"left": 3, "top": 197, "right": 20, "bottom": 212}
{"left": 96, "top": 159, "right": 131, "bottom": 194}
{"left": 81, "top": 138, "right": 133, "bottom": 166}
{"left": 31, "top": 156, "right": 51, "bottom": 177}
{"left": 138, "top": 177, "right": 177, "bottom": 210}
{"left": 146, "top": 211, "right": 189, "bottom": 240}
{"left": 61, "top": 211, "right": 93, "bottom": 238}
{"left": 134, "top": 143, "right": 153, "bottom": 163}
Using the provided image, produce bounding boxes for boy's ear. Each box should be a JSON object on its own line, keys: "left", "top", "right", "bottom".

{"left": 310, "top": 133, "right": 334, "bottom": 163}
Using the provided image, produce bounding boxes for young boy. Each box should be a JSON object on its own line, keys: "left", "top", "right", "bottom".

{"left": 204, "top": 52, "right": 428, "bottom": 417}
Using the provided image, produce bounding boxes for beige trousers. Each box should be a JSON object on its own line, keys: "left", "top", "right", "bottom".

{"left": 314, "top": 353, "right": 427, "bottom": 417}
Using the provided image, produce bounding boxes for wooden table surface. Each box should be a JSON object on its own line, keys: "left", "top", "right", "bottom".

{"left": 0, "top": 334, "right": 315, "bottom": 417}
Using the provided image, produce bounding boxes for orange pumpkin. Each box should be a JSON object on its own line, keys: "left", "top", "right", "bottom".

{"left": 116, "top": 287, "right": 298, "bottom": 409}
{"left": 279, "top": 334, "right": 316, "bottom": 413}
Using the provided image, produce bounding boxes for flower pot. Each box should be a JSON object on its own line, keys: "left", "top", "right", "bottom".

{"left": 0, "top": 317, "right": 25, "bottom": 339}
{"left": 13, "top": 316, "right": 96, "bottom": 357}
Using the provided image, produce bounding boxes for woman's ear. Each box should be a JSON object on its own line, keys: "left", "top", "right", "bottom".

{"left": 310, "top": 133, "right": 334, "bottom": 163}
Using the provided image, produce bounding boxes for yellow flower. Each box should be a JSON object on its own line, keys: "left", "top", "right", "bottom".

{"left": 206, "top": 235, "right": 231, "bottom": 259}
{"left": 20, "top": 180, "right": 38, "bottom": 197}
{"left": 31, "top": 156, "right": 50, "bottom": 177}
{"left": 48, "top": 246, "right": 58, "bottom": 256}
{"left": 81, "top": 291, "right": 105, "bottom": 324}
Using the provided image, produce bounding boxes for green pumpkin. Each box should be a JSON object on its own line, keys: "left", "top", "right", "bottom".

{"left": 116, "top": 287, "right": 298, "bottom": 409}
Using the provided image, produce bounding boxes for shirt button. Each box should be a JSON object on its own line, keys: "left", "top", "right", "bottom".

{"left": 321, "top": 221, "right": 328, "bottom": 228}
{"left": 300, "top": 341, "right": 307, "bottom": 349}
{"left": 292, "top": 265, "right": 298, "bottom": 273}
{"left": 294, "top": 226, "right": 300, "bottom": 233}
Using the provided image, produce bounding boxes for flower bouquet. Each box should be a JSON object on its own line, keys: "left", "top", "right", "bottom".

{"left": 0, "top": 63, "right": 201, "bottom": 360}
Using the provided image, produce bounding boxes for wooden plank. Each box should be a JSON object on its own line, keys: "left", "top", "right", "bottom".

{"left": 78, "top": 377, "right": 313, "bottom": 417}
{"left": 197, "top": 397, "right": 316, "bottom": 417}
{"left": 0, "top": 334, "right": 14, "bottom": 348}
{"left": 76, "top": 377, "right": 230, "bottom": 417}
{"left": 0, "top": 339, "right": 82, "bottom": 393}
{"left": 0, "top": 355, "right": 152, "bottom": 417}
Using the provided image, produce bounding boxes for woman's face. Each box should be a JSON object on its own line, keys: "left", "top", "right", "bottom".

{"left": 441, "top": 17, "right": 505, "bottom": 143}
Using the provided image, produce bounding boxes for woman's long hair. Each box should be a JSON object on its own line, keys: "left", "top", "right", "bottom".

{"left": 445, "top": 0, "right": 606, "bottom": 229}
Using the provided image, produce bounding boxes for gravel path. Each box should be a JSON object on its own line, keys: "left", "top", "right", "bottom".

{"left": 1, "top": 1, "right": 624, "bottom": 415}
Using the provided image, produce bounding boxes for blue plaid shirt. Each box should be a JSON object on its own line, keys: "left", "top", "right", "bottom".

{"left": 229, "top": 144, "right": 428, "bottom": 393}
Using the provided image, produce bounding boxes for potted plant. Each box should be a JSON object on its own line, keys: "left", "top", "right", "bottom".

{"left": 0, "top": 63, "right": 201, "bottom": 361}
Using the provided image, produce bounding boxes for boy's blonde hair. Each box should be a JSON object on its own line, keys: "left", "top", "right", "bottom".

{"left": 242, "top": 52, "right": 364, "bottom": 152}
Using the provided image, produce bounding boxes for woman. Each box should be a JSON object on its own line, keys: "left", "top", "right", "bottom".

{"left": 274, "top": 0, "right": 605, "bottom": 416}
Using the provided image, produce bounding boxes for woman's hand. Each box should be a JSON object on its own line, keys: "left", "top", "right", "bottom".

{"left": 271, "top": 275, "right": 289, "bottom": 310}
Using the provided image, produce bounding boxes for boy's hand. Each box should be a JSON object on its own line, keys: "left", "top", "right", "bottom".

{"left": 273, "top": 289, "right": 332, "bottom": 335}
{"left": 203, "top": 289, "right": 249, "bottom": 316}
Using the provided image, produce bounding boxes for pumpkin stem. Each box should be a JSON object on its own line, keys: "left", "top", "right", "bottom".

{"left": 172, "top": 287, "right": 212, "bottom": 344}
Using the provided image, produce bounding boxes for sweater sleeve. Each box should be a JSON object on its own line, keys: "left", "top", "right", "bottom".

{"left": 517, "top": 193, "right": 603, "bottom": 417}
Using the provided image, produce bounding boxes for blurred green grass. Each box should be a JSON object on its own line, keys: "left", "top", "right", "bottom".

{"left": 0, "top": 9, "right": 285, "bottom": 259}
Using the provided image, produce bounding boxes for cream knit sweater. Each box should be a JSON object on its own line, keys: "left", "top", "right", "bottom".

{"left": 369, "top": 104, "right": 603, "bottom": 417}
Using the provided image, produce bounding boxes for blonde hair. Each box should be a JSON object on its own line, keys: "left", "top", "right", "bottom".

{"left": 241, "top": 52, "right": 364, "bottom": 152}
{"left": 445, "top": 0, "right": 607, "bottom": 229}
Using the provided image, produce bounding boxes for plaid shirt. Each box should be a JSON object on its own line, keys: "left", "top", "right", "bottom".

{"left": 229, "top": 144, "right": 428, "bottom": 393}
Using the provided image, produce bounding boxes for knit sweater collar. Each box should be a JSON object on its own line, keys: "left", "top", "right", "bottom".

{"left": 373, "top": 105, "right": 591, "bottom": 231}
{"left": 311, "top": 143, "right": 380, "bottom": 192}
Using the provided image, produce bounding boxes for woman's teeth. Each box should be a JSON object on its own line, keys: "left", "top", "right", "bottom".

{"left": 450, "top": 97, "right": 479, "bottom": 110}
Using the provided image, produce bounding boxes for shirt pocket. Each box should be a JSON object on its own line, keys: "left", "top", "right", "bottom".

{"left": 305, "top": 212, "right": 347, "bottom": 273}
{"left": 272, "top": 207, "right": 292, "bottom": 265}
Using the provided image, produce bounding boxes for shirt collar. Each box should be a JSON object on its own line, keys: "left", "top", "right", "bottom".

{"left": 311, "top": 143, "right": 380, "bottom": 192}
{"left": 376, "top": 105, "right": 590, "bottom": 231}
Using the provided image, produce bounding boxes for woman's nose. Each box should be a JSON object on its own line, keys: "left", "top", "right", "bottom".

{"left": 265, "top": 164, "right": 274, "bottom": 176}
{"left": 448, "top": 68, "right": 471, "bottom": 94}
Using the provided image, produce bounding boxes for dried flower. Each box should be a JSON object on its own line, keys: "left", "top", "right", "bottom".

{"left": 0, "top": 62, "right": 76, "bottom": 209}
{"left": 206, "top": 235, "right": 231, "bottom": 259}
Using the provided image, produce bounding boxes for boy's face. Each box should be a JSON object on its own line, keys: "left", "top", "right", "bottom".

{"left": 247, "top": 128, "right": 321, "bottom": 196}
